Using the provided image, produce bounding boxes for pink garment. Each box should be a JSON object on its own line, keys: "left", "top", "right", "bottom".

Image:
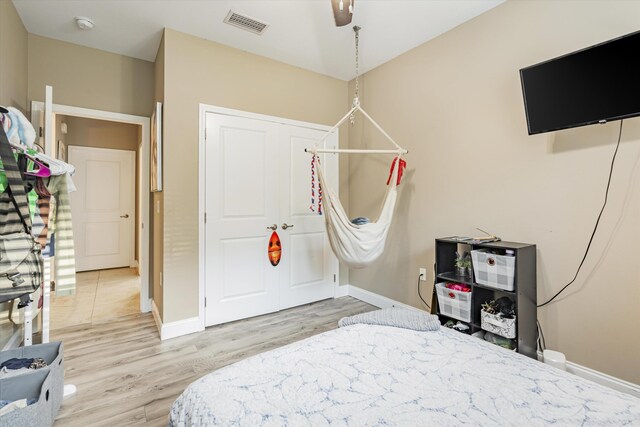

{"left": 445, "top": 282, "right": 471, "bottom": 292}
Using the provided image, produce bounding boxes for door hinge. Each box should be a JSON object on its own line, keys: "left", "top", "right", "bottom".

{"left": 205, "top": 297, "right": 207, "bottom": 307}
{"left": 204, "top": 212, "right": 207, "bottom": 223}
{"left": 333, "top": 274, "right": 336, "bottom": 283}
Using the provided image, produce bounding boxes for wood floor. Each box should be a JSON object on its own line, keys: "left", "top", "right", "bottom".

{"left": 53, "top": 297, "right": 375, "bottom": 426}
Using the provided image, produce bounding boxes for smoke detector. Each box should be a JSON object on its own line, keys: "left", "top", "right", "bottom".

{"left": 223, "top": 11, "right": 268, "bottom": 35}
{"left": 75, "top": 16, "right": 95, "bottom": 30}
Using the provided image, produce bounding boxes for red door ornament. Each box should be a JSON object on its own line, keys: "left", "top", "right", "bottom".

{"left": 268, "top": 231, "right": 282, "bottom": 266}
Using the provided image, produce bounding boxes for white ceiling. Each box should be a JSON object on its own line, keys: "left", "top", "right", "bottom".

{"left": 13, "top": 0, "right": 503, "bottom": 81}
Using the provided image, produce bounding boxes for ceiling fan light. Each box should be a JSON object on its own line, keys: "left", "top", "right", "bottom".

{"left": 331, "top": 0, "right": 354, "bottom": 27}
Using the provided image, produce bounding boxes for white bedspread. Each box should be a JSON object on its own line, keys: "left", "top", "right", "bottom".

{"left": 170, "top": 325, "right": 640, "bottom": 426}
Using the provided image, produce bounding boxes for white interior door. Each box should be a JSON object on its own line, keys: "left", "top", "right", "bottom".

{"left": 69, "top": 146, "right": 135, "bottom": 271}
{"left": 278, "top": 125, "right": 338, "bottom": 309}
{"left": 205, "top": 113, "right": 280, "bottom": 326}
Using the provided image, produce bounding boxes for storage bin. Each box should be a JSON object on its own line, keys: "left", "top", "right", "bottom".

{"left": 471, "top": 250, "right": 516, "bottom": 291}
{"left": 0, "top": 342, "right": 63, "bottom": 419}
{"left": 481, "top": 309, "right": 516, "bottom": 339}
{"left": 0, "top": 368, "right": 52, "bottom": 426}
{"left": 435, "top": 282, "right": 472, "bottom": 322}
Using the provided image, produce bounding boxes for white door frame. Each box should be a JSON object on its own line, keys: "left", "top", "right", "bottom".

{"left": 32, "top": 101, "right": 152, "bottom": 314}
{"left": 198, "top": 103, "right": 340, "bottom": 330}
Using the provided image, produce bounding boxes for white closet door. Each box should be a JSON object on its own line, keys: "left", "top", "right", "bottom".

{"left": 278, "top": 126, "right": 338, "bottom": 309}
{"left": 205, "top": 113, "right": 280, "bottom": 326}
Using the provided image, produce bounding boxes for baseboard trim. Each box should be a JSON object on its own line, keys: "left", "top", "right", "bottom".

{"left": 346, "top": 286, "right": 639, "bottom": 397}
{"left": 151, "top": 300, "right": 203, "bottom": 340}
{"left": 344, "top": 285, "right": 423, "bottom": 312}
{"left": 334, "top": 285, "right": 350, "bottom": 298}
{"left": 566, "top": 361, "right": 640, "bottom": 398}
{"left": 161, "top": 316, "right": 202, "bottom": 341}
{"left": 151, "top": 300, "right": 162, "bottom": 337}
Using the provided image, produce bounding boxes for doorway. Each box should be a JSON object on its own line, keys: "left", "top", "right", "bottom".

{"left": 32, "top": 101, "right": 151, "bottom": 318}
{"left": 68, "top": 139, "right": 136, "bottom": 271}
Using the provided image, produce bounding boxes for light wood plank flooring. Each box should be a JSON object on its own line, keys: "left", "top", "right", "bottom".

{"left": 53, "top": 297, "right": 375, "bottom": 426}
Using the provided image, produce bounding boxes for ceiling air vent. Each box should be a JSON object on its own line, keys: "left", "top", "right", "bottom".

{"left": 223, "top": 11, "right": 269, "bottom": 35}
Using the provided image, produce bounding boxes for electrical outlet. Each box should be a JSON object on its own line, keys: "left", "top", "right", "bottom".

{"left": 419, "top": 268, "right": 427, "bottom": 281}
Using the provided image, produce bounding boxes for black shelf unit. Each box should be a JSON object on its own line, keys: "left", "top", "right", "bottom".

{"left": 431, "top": 238, "right": 537, "bottom": 359}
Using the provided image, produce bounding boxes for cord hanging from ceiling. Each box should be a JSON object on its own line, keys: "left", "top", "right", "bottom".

{"left": 350, "top": 25, "right": 361, "bottom": 126}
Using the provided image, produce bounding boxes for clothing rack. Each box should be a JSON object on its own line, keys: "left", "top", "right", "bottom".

{"left": 1, "top": 121, "right": 68, "bottom": 350}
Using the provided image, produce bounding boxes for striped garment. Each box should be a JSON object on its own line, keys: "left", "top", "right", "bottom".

{"left": 0, "top": 125, "right": 43, "bottom": 304}
{"left": 46, "top": 174, "right": 76, "bottom": 296}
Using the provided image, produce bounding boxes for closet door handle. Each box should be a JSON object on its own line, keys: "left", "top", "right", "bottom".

{"left": 120, "top": 214, "right": 129, "bottom": 219}
{"left": 281, "top": 223, "right": 294, "bottom": 230}
{"left": 266, "top": 224, "right": 278, "bottom": 231}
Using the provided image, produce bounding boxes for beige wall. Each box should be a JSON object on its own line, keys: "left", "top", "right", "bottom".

{"left": 0, "top": 0, "right": 28, "bottom": 112}
{"left": 152, "top": 34, "right": 165, "bottom": 319}
{"left": 347, "top": 0, "right": 640, "bottom": 383}
{"left": 161, "top": 29, "right": 348, "bottom": 323}
{"left": 54, "top": 113, "right": 66, "bottom": 156}
{"left": 28, "top": 34, "right": 154, "bottom": 117}
{"left": 64, "top": 116, "right": 139, "bottom": 151}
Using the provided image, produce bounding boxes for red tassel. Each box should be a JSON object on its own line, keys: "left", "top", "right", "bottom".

{"left": 387, "top": 157, "right": 406, "bottom": 186}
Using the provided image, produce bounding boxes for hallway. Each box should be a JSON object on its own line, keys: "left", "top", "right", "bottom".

{"left": 51, "top": 268, "right": 140, "bottom": 331}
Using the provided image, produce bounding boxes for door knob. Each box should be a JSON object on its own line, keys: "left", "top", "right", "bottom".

{"left": 120, "top": 214, "right": 129, "bottom": 218}
{"left": 266, "top": 224, "right": 278, "bottom": 230}
{"left": 281, "top": 223, "right": 294, "bottom": 230}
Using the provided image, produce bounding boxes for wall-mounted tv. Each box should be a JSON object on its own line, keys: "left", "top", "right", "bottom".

{"left": 520, "top": 30, "right": 640, "bottom": 135}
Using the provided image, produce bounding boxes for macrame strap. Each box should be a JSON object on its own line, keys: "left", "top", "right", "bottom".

{"left": 309, "top": 154, "right": 323, "bottom": 215}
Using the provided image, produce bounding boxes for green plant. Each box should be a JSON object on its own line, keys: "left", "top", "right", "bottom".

{"left": 482, "top": 298, "right": 515, "bottom": 319}
{"left": 455, "top": 252, "right": 471, "bottom": 268}
{"left": 482, "top": 300, "right": 498, "bottom": 315}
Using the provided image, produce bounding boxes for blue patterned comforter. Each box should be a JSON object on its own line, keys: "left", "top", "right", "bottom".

{"left": 170, "top": 325, "right": 640, "bottom": 426}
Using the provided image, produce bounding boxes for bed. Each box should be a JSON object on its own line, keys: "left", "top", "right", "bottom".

{"left": 170, "top": 323, "right": 640, "bottom": 426}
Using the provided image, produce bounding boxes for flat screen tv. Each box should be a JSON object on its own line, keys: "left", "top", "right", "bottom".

{"left": 520, "top": 30, "right": 640, "bottom": 135}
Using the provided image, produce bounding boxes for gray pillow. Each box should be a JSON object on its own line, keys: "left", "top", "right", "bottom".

{"left": 338, "top": 307, "right": 440, "bottom": 332}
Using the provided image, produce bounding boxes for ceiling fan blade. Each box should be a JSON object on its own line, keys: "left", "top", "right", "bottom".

{"left": 331, "top": 0, "right": 354, "bottom": 27}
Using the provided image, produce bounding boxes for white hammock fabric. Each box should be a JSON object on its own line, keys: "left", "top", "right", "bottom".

{"left": 316, "top": 157, "right": 400, "bottom": 269}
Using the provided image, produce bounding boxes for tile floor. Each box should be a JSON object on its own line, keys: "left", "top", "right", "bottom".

{"left": 50, "top": 267, "right": 140, "bottom": 331}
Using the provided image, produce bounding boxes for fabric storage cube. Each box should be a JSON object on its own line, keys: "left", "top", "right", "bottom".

{"left": 471, "top": 250, "right": 516, "bottom": 291}
{"left": 0, "top": 368, "right": 52, "bottom": 426}
{"left": 435, "top": 282, "right": 472, "bottom": 322}
{"left": 481, "top": 309, "right": 516, "bottom": 339}
{"left": 0, "top": 342, "right": 63, "bottom": 419}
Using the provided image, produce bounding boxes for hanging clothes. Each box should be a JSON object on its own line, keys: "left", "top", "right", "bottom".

{"left": 33, "top": 179, "right": 51, "bottom": 249}
{"left": 46, "top": 174, "right": 76, "bottom": 296}
{"left": 1, "top": 106, "right": 78, "bottom": 296}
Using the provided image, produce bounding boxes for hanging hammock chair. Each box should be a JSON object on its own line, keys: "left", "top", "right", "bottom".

{"left": 307, "top": 26, "right": 408, "bottom": 269}
{"left": 314, "top": 153, "right": 403, "bottom": 268}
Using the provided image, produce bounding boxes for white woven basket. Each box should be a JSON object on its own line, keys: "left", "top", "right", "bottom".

{"left": 435, "top": 282, "right": 472, "bottom": 322}
{"left": 481, "top": 309, "right": 516, "bottom": 339}
{"left": 471, "top": 250, "right": 516, "bottom": 291}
